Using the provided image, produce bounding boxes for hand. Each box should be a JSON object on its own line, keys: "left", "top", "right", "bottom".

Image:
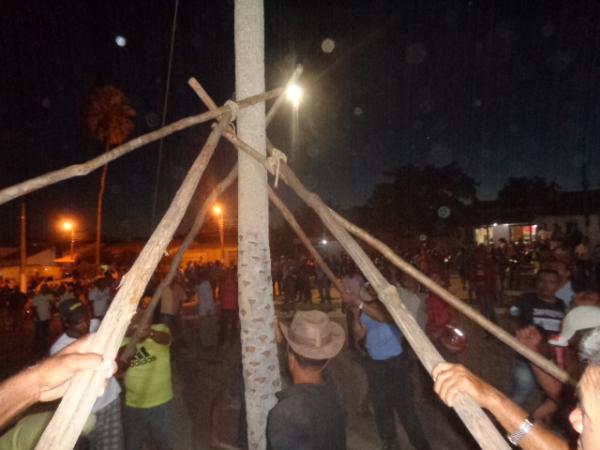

{"left": 432, "top": 362, "right": 495, "bottom": 409}
{"left": 33, "top": 335, "right": 116, "bottom": 402}
{"left": 342, "top": 291, "right": 360, "bottom": 307}
{"left": 137, "top": 325, "right": 151, "bottom": 340}
{"left": 516, "top": 325, "right": 543, "bottom": 352}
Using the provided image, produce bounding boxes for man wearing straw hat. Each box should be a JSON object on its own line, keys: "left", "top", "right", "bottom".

{"left": 267, "top": 310, "right": 346, "bottom": 450}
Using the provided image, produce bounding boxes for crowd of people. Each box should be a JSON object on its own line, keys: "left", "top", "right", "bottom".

{"left": 0, "top": 260, "right": 242, "bottom": 449}
{"left": 2, "top": 224, "right": 600, "bottom": 449}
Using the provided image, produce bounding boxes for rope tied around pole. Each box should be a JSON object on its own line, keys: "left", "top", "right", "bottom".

{"left": 267, "top": 147, "right": 287, "bottom": 188}
{"left": 225, "top": 100, "right": 239, "bottom": 122}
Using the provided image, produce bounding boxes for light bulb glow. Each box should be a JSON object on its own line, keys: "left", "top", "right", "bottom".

{"left": 285, "top": 83, "right": 303, "bottom": 108}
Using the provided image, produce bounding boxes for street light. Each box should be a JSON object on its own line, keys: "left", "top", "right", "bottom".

{"left": 212, "top": 205, "right": 225, "bottom": 261}
{"left": 61, "top": 220, "right": 76, "bottom": 262}
{"left": 285, "top": 83, "right": 303, "bottom": 109}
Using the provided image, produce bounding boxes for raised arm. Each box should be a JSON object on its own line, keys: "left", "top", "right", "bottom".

{"left": 432, "top": 363, "right": 568, "bottom": 450}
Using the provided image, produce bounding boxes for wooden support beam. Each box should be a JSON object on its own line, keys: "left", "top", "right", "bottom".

{"left": 0, "top": 88, "right": 281, "bottom": 206}
{"left": 329, "top": 210, "right": 573, "bottom": 385}
{"left": 222, "top": 132, "right": 510, "bottom": 450}
{"left": 222, "top": 130, "right": 572, "bottom": 385}
{"left": 121, "top": 164, "right": 238, "bottom": 362}
{"left": 268, "top": 186, "right": 343, "bottom": 297}
{"left": 35, "top": 112, "right": 233, "bottom": 450}
{"left": 186, "top": 78, "right": 512, "bottom": 448}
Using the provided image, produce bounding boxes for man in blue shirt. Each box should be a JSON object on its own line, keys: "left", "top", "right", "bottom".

{"left": 349, "top": 285, "right": 431, "bottom": 450}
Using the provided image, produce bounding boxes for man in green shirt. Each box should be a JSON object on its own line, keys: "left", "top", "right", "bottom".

{"left": 119, "top": 313, "right": 174, "bottom": 450}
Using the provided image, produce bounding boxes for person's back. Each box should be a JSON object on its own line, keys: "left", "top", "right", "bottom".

{"left": 267, "top": 375, "right": 346, "bottom": 450}
{"left": 268, "top": 311, "right": 346, "bottom": 450}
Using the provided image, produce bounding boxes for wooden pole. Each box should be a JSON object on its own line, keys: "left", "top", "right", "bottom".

{"left": 268, "top": 186, "right": 343, "bottom": 297}
{"left": 0, "top": 88, "right": 281, "bottom": 207}
{"left": 223, "top": 132, "right": 510, "bottom": 449}
{"left": 329, "top": 210, "right": 573, "bottom": 385}
{"left": 19, "top": 202, "right": 27, "bottom": 293}
{"left": 35, "top": 111, "right": 232, "bottom": 450}
{"left": 222, "top": 131, "right": 573, "bottom": 385}
{"left": 121, "top": 165, "right": 238, "bottom": 362}
{"left": 234, "top": 1, "right": 282, "bottom": 447}
{"left": 190, "top": 80, "right": 509, "bottom": 448}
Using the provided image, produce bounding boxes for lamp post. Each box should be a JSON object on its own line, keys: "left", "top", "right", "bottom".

{"left": 212, "top": 205, "right": 225, "bottom": 262}
{"left": 62, "top": 220, "right": 76, "bottom": 262}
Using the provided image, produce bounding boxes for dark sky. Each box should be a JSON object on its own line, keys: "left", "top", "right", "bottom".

{"left": 2, "top": 0, "right": 600, "bottom": 242}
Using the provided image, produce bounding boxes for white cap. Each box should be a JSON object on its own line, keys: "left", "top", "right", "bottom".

{"left": 548, "top": 306, "right": 600, "bottom": 347}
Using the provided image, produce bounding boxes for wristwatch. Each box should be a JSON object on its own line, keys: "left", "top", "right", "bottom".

{"left": 507, "top": 416, "right": 534, "bottom": 445}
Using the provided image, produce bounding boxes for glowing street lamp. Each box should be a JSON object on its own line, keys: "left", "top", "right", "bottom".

{"left": 285, "top": 83, "right": 303, "bottom": 109}
{"left": 61, "top": 220, "right": 76, "bottom": 261}
{"left": 212, "top": 205, "right": 225, "bottom": 261}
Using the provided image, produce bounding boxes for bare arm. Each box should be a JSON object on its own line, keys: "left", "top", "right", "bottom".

{"left": 347, "top": 305, "right": 367, "bottom": 341}
{"left": 361, "top": 301, "right": 394, "bottom": 323}
{"left": 515, "top": 326, "right": 562, "bottom": 399}
{"left": 0, "top": 336, "right": 108, "bottom": 429}
{"left": 148, "top": 328, "right": 171, "bottom": 346}
{"left": 433, "top": 363, "right": 568, "bottom": 450}
{"left": 343, "top": 290, "right": 393, "bottom": 323}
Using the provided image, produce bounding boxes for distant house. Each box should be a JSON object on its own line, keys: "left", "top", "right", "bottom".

{"left": 0, "top": 244, "right": 62, "bottom": 282}
{"left": 474, "top": 189, "right": 600, "bottom": 246}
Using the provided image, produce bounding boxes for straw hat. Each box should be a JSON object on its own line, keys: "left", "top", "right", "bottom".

{"left": 280, "top": 310, "right": 345, "bottom": 360}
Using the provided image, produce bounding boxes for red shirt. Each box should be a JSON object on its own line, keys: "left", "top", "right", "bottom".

{"left": 219, "top": 274, "right": 238, "bottom": 310}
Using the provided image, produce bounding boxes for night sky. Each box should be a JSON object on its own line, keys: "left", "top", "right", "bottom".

{"left": 2, "top": 0, "right": 600, "bottom": 242}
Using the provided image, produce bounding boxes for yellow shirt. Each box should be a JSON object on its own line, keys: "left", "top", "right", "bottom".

{"left": 122, "top": 324, "right": 173, "bottom": 408}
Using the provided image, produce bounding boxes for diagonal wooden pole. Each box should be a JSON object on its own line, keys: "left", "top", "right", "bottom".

{"left": 222, "top": 131, "right": 572, "bottom": 385}
{"left": 328, "top": 210, "right": 575, "bottom": 385}
{"left": 264, "top": 161, "right": 510, "bottom": 450}
{"left": 0, "top": 88, "right": 281, "bottom": 206}
{"left": 220, "top": 133, "right": 509, "bottom": 449}
{"left": 35, "top": 110, "right": 233, "bottom": 450}
{"left": 268, "top": 186, "right": 343, "bottom": 298}
{"left": 120, "top": 164, "right": 239, "bottom": 362}
{"left": 191, "top": 81, "right": 509, "bottom": 449}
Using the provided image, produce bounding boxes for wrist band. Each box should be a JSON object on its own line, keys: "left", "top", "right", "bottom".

{"left": 507, "top": 416, "right": 534, "bottom": 445}
{"left": 358, "top": 302, "right": 365, "bottom": 311}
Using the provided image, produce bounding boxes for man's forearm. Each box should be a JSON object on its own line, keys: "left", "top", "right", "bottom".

{"left": 149, "top": 330, "right": 171, "bottom": 346}
{"left": 362, "top": 302, "right": 393, "bottom": 323}
{"left": 530, "top": 363, "right": 562, "bottom": 403}
{"left": 0, "top": 367, "right": 39, "bottom": 429}
{"left": 484, "top": 387, "right": 568, "bottom": 450}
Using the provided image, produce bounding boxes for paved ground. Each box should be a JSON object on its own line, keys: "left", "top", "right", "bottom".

{"left": 0, "top": 276, "right": 529, "bottom": 449}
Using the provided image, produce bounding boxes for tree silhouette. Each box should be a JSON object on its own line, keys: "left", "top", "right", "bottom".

{"left": 367, "top": 162, "right": 478, "bottom": 240}
{"left": 497, "top": 176, "right": 560, "bottom": 213}
{"left": 85, "top": 86, "right": 135, "bottom": 271}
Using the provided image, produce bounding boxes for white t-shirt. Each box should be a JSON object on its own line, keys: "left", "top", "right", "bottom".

{"left": 396, "top": 285, "right": 427, "bottom": 329}
{"left": 33, "top": 294, "right": 52, "bottom": 321}
{"left": 555, "top": 281, "right": 575, "bottom": 309}
{"left": 50, "top": 319, "right": 121, "bottom": 412}
{"left": 88, "top": 287, "right": 110, "bottom": 317}
{"left": 196, "top": 281, "right": 215, "bottom": 316}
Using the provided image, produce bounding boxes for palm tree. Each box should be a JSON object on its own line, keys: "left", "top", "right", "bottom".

{"left": 85, "top": 86, "right": 135, "bottom": 272}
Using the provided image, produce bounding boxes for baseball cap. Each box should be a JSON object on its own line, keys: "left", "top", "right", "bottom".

{"left": 59, "top": 298, "right": 87, "bottom": 324}
{"left": 548, "top": 306, "right": 600, "bottom": 347}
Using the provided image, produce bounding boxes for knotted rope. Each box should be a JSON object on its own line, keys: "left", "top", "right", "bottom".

{"left": 225, "top": 100, "right": 239, "bottom": 121}
{"left": 267, "top": 147, "right": 287, "bottom": 188}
